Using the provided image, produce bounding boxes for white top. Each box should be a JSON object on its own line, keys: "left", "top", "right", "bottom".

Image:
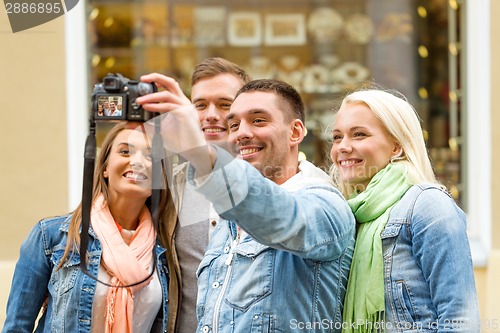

{"left": 91, "top": 231, "right": 162, "bottom": 333}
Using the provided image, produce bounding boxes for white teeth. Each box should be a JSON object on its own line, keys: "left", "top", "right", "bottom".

{"left": 240, "top": 148, "right": 260, "bottom": 156}
{"left": 125, "top": 172, "right": 147, "bottom": 180}
{"left": 340, "top": 160, "right": 359, "bottom": 166}
{"left": 204, "top": 128, "right": 225, "bottom": 133}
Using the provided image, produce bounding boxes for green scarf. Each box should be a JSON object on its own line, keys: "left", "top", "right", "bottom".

{"left": 342, "top": 164, "right": 411, "bottom": 333}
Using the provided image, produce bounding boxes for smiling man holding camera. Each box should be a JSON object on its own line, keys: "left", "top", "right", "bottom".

{"left": 137, "top": 74, "right": 355, "bottom": 332}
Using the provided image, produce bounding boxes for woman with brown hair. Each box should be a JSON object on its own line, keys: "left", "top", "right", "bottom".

{"left": 3, "top": 122, "right": 175, "bottom": 333}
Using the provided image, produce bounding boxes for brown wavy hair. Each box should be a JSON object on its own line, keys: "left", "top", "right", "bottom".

{"left": 57, "top": 122, "right": 177, "bottom": 269}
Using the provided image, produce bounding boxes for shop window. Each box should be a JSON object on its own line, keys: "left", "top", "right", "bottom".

{"left": 85, "top": 0, "right": 465, "bottom": 206}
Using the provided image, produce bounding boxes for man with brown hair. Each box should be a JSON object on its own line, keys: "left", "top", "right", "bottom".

{"left": 143, "top": 57, "right": 251, "bottom": 332}
{"left": 137, "top": 77, "right": 355, "bottom": 332}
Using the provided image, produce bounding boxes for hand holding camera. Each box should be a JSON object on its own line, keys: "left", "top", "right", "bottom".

{"left": 138, "top": 73, "right": 213, "bottom": 173}
{"left": 91, "top": 73, "right": 158, "bottom": 122}
{"left": 91, "top": 72, "right": 212, "bottom": 172}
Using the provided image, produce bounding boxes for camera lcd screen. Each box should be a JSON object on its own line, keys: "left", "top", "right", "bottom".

{"left": 95, "top": 94, "right": 126, "bottom": 120}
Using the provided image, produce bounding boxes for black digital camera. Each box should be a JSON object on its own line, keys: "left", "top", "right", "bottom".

{"left": 91, "top": 73, "right": 157, "bottom": 122}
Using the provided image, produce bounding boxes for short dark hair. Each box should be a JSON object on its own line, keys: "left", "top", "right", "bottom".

{"left": 235, "top": 79, "right": 305, "bottom": 123}
{"left": 191, "top": 57, "right": 251, "bottom": 87}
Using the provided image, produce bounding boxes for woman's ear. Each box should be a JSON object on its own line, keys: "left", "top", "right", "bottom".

{"left": 103, "top": 167, "right": 109, "bottom": 178}
{"left": 392, "top": 142, "right": 403, "bottom": 158}
{"left": 290, "top": 119, "right": 305, "bottom": 147}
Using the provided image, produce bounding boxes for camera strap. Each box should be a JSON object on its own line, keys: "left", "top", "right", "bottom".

{"left": 79, "top": 119, "right": 163, "bottom": 288}
{"left": 150, "top": 117, "right": 164, "bottom": 229}
{"left": 79, "top": 123, "right": 95, "bottom": 279}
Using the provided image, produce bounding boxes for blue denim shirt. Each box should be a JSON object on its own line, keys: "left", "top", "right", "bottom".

{"left": 382, "top": 185, "right": 480, "bottom": 332}
{"left": 3, "top": 214, "right": 169, "bottom": 333}
{"left": 190, "top": 147, "right": 356, "bottom": 333}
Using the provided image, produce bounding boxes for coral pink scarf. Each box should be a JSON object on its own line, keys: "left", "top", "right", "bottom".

{"left": 91, "top": 194, "right": 156, "bottom": 333}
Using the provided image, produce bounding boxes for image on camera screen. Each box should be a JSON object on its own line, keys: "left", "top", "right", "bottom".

{"left": 96, "top": 95, "right": 124, "bottom": 119}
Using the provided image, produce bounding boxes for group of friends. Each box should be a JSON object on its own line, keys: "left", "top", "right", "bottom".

{"left": 3, "top": 57, "right": 480, "bottom": 333}
{"left": 97, "top": 100, "right": 123, "bottom": 117}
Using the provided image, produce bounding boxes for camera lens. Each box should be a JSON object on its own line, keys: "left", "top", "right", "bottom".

{"left": 137, "top": 82, "right": 154, "bottom": 96}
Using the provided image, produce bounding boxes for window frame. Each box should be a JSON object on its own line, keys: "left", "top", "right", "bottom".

{"left": 463, "top": 0, "right": 491, "bottom": 267}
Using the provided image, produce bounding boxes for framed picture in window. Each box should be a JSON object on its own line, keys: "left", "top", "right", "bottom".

{"left": 227, "top": 12, "right": 262, "bottom": 47}
{"left": 194, "top": 6, "right": 227, "bottom": 46}
{"left": 265, "top": 14, "right": 306, "bottom": 46}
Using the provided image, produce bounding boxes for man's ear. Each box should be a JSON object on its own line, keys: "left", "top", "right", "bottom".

{"left": 290, "top": 119, "right": 305, "bottom": 148}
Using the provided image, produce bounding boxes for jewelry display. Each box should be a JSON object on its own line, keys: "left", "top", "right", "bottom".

{"left": 331, "top": 62, "right": 371, "bottom": 88}
{"left": 86, "top": 0, "right": 459, "bottom": 199}
{"left": 194, "top": 6, "right": 226, "bottom": 46}
{"left": 276, "top": 55, "right": 304, "bottom": 92}
{"left": 246, "top": 56, "right": 276, "bottom": 79}
{"left": 376, "top": 12, "right": 413, "bottom": 43}
{"left": 344, "top": 13, "right": 373, "bottom": 44}
{"left": 307, "top": 7, "right": 343, "bottom": 43}
{"left": 227, "top": 12, "right": 262, "bottom": 46}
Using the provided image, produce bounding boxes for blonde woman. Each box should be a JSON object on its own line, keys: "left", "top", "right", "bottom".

{"left": 330, "top": 89, "right": 480, "bottom": 332}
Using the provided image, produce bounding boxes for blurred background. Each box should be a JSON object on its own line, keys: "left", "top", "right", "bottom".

{"left": 1, "top": 0, "right": 499, "bottom": 330}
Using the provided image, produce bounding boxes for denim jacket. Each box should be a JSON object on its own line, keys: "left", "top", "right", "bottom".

{"left": 190, "top": 147, "right": 356, "bottom": 333}
{"left": 3, "top": 214, "right": 169, "bottom": 333}
{"left": 382, "top": 185, "right": 480, "bottom": 332}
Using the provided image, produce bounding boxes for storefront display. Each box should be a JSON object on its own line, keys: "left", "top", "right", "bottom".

{"left": 86, "top": 0, "right": 463, "bottom": 204}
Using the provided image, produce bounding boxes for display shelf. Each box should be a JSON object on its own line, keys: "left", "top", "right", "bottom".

{"left": 86, "top": 0, "right": 462, "bottom": 203}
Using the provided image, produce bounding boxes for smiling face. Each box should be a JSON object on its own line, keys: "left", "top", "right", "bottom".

{"left": 191, "top": 73, "right": 243, "bottom": 142}
{"left": 227, "top": 91, "right": 303, "bottom": 184}
{"left": 103, "top": 128, "right": 153, "bottom": 202}
{"left": 330, "top": 102, "right": 400, "bottom": 192}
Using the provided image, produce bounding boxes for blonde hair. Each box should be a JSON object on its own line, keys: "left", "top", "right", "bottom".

{"left": 58, "top": 122, "right": 177, "bottom": 269}
{"left": 330, "top": 89, "right": 443, "bottom": 197}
